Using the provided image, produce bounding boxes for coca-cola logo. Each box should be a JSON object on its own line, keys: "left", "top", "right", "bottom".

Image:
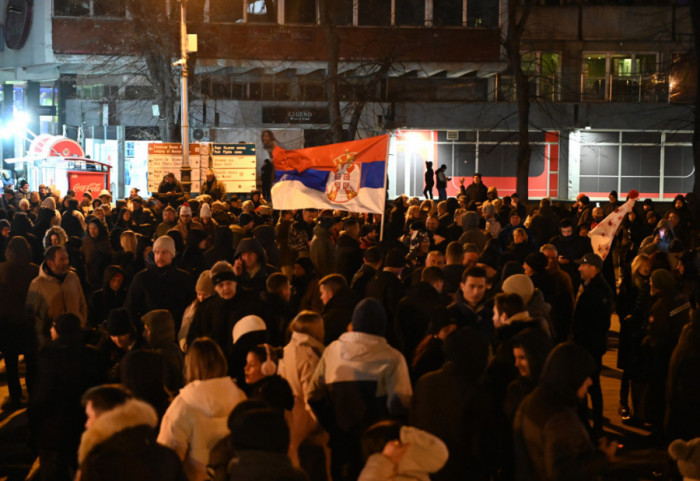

{"left": 72, "top": 183, "right": 103, "bottom": 193}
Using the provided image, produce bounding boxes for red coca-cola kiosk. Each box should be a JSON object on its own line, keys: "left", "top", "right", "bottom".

{"left": 6, "top": 134, "right": 111, "bottom": 198}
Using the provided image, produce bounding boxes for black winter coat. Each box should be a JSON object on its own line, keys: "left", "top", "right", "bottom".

{"left": 124, "top": 264, "right": 194, "bottom": 331}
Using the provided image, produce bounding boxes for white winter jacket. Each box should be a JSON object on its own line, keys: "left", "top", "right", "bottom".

{"left": 157, "top": 376, "right": 246, "bottom": 481}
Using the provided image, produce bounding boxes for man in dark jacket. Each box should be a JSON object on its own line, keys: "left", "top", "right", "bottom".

{"left": 335, "top": 217, "right": 364, "bottom": 283}
{"left": 447, "top": 266, "right": 494, "bottom": 343}
{"left": 394, "top": 266, "right": 447, "bottom": 358}
{"left": 233, "top": 237, "right": 279, "bottom": 296}
{"left": 29, "top": 314, "right": 106, "bottom": 481}
{"left": 464, "top": 173, "right": 488, "bottom": 206}
{"left": 350, "top": 246, "right": 382, "bottom": 299}
{"left": 320, "top": 274, "right": 359, "bottom": 344}
{"left": 124, "top": 235, "right": 194, "bottom": 331}
{"left": 365, "top": 248, "right": 406, "bottom": 343}
{"left": 411, "top": 327, "right": 495, "bottom": 481}
{"left": 549, "top": 218, "right": 592, "bottom": 290}
{"left": 78, "top": 385, "right": 186, "bottom": 481}
{"left": 571, "top": 253, "right": 613, "bottom": 437}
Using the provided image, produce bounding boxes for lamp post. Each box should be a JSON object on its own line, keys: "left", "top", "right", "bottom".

{"left": 176, "top": 0, "right": 191, "bottom": 193}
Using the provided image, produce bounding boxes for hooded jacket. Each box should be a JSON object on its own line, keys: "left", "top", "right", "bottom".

{"left": 79, "top": 399, "right": 186, "bottom": 481}
{"left": 204, "top": 226, "right": 235, "bottom": 267}
{"left": 142, "top": 309, "right": 185, "bottom": 393}
{"left": 358, "top": 426, "right": 449, "bottom": 481}
{"left": 88, "top": 265, "right": 127, "bottom": 327}
{"left": 513, "top": 343, "right": 606, "bottom": 481}
{"left": 307, "top": 331, "right": 412, "bottom": 436}
{"left": 158, "top": 377, "right": 246, "bottom": 481}
{"left": 234, "top": 237, "right": 278, "bottom": 295}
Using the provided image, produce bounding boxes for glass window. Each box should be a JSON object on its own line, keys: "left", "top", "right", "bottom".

{"left": 54, "top": 0, "right": 90, "bottom": 16}
{"left": 94, "top": 0, "right": 126, "bottom": 17}
{"left": 247, "top": 0, "right": 277, "bottom": 23}
{"left": 611, "top": 55, "right": 632, "bottom": 76}
{"left": 396, "top": 0, "right": 425, "bottom": 25}
{"left": 433, "top": 0, "right": 463, "bottom": 26}
{"left": 329, "top": 0, "right": 353, "bottom": 25}
{"left": 467, "top": 0, "right": 498, "bottom": 27}
{"left": 210, "top": 0, "right": 245, "bottom": 22}
{"left": 359, "top": 0, "right": 391, "bottom": 26}
{"left": 636, "top": 54, "right": 656, "bottom": 75}
{"left": 540, "top": 53, "right": 559, "bottom": 101}
{"left": 286, "top": 0, "right": 316, "bottom": 24}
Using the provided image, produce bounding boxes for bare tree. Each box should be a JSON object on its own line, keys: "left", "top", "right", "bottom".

{"left": 504, "top": 0, "right": 537, "bottom": 202}
{"left": 319, "top": 0, "right": 396, "bottom": 143}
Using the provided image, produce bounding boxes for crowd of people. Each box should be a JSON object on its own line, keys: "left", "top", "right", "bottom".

{"left": 0, "top": 170, "right": 698, "bottom": 481}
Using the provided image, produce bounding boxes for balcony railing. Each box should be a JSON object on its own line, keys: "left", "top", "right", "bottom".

{"left": 580, "top": 74, "right": 669, "bottom": 103}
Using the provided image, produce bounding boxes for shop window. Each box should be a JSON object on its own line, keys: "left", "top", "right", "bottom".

{"left": 432, "top": 0, "right": 463, "bottom": 26}
{"left": 396, "top": 0, "right": 425, "bottom": 25}
{"left": 247, "top": 0, "right": 277, "bottom": 23}
{"left": 329, "top": 0, "right": 353, "bottom": 25}
{"left": 54, "top": 0, "right": 90, "bottom": 16}
{"left": 359, "top": 0, "right": 391, "bottom": 26}
{"left": 286, "top": 0, "right": 316, "bottom": 24}
{"left": 210, "top": 0, "right": 244, "bottom": 22}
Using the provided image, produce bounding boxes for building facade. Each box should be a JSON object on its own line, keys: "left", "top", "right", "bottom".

{"left": 0, "top": 0, "right": 695, "bottom": 200}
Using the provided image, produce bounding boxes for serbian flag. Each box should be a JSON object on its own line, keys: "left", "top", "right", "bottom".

{"left": 271, "top": 135, "right": 389, "bottom": 214}
{"left": 588, "top": 190, "right": 639, "bottom": 260}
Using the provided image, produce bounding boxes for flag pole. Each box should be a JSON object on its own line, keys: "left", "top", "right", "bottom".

{"left": 379, "top": 134, "right": 390, "bottom": 243}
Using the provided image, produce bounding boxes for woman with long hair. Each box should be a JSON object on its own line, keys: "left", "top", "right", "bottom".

{"left": 158, "top": 337, "right": 246, "bottom": 481}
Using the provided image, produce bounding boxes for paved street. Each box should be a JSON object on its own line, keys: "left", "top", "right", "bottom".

{"left": 0, "top": 317, "right": 669, "bottom": 480}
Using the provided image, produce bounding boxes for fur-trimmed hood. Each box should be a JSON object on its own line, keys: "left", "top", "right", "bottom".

{"left": 78, "top": 399, "right": 158, "bottom": 465}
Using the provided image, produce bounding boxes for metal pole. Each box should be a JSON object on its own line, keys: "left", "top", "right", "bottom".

{"left": 179, "top": 0, "right": 191, "bottom": 193}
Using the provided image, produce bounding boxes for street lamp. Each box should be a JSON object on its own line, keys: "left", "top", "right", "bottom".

{"left": 174, "top": 0, "right": 196, "bottom": 193}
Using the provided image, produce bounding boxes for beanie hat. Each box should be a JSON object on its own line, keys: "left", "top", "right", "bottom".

{"left": 294, "top": 256, "right": 315, "bottom": 275}
{"left": 179, "top": 204, "right": 192, "bottom": 217}
{"left": 317, "top": 216, "right": 336, "bottom": 231}
{"left": 646, "top": 210, "right": 658, "bottom": 221}
{"left": 351, "top": 298, "right": 387, "bottom": 337}
{"left": 195, "top": 270, "right": 215, "bottom": 296}
{"left": 0, "top": 219, "right": 10, "bottom": 230}
{"left": 502, "top": 273, "right": 535, "bottom": 304}
{"left": 211, "top": 260, "right": 238, "bottom": 286}
{"left": 233, "top": 315, "right": 267, "bottom": 344}
{"left": 53, "top": 313, "right": 82, "bottom": 339}
{"left": 98, "top": 189, "right": 112, "bottom": 199}
{"left": 651, "top": 268, "right": 676, "bottom": 293}
{"left": 524, "top": 252, "right": 548, "bottom": 273}
{"left": 669, "top": 438, "right": 700, "bottom": 481}
{"left": 230, "top": 407, "right": 290, "bottom": 453}
{"left": 199, "top": 202, "right": 212, "bottom": 218}
{"left": 105, "top": 308, "right": 134, "bottom": 336}
{"left": 153, "top": 235, "right": 176, "bottom": 257}
{"left": 141, "top": 309, "right": 176, "bottom": 346}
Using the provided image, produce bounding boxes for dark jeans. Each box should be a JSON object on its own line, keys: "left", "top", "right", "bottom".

{"left": 437, "top": 187, "right": 447, "bottom": 200}
{"left": 423, "top": 185, "right": 433, "bottom": 199}
{"left": 579, "top": 356, "right": 604, "bottom": 436}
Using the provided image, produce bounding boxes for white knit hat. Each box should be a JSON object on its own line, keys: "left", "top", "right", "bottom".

{"left": 199, "top": 203, "right": 212, "bottom": 218}
{"left": 232, "top": 315, "right": 266, "bottom": 344}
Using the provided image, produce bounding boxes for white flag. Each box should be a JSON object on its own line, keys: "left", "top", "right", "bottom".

{"left": 588, "top": 190, "right": 639, "bottom": 260}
